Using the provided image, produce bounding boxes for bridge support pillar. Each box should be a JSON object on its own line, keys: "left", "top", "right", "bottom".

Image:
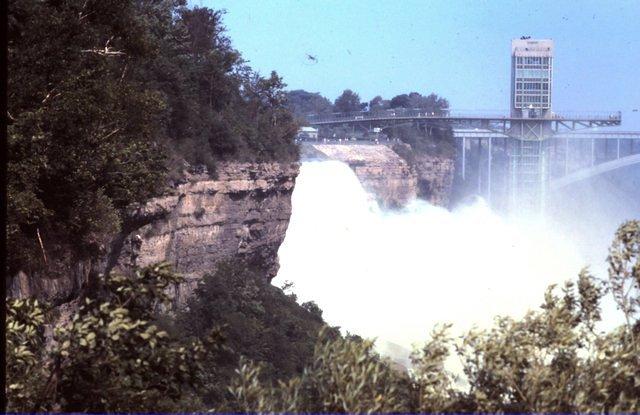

{"left": 617, "top": 138, "right": 621, "bottom": 159}
{"left": 487, "top": 137, "right": 492, "bottom": 204}
{"left": 477, "top": 139, "right": 482, "bottom": 195}
{"left": 565, "top": 136, "right": 569, "bottom": 176}
{"left": 461, "top": 136, "right": 466, "bottom": 180}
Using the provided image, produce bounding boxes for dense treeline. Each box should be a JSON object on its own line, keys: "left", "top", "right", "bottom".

{"left": 7, "top": 221, "right": 640, "bottom": 412}
{"left": 7, "top": 0, "right": 298, "bottom": 276}
{"left": 286, "top": 89, "right": 450, "bottom": 117}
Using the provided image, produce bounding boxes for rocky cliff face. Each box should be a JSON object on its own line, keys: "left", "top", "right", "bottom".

{"left": 412, "top": 154, "right": 455, "bottom": 207}
{"left": 306, "top": 143, "right": 454, "bottom": 208}
{"left": 9, "top": 162, "right": 299, "bottom": 306}
{"left": 9, "top": 262, "right": 92, "bottom": 305}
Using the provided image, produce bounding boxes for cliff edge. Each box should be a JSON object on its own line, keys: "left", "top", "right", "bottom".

{"left": 9, "top": 162, "right": 300, "bottom": 306}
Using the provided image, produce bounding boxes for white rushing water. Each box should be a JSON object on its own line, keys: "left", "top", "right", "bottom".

{"left": 274, "top": 160, "right": 613, "bottom": 360}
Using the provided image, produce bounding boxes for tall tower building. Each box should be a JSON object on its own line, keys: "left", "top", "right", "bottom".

{"left": 510, "top": 38, "right": 554, "bottom": 118}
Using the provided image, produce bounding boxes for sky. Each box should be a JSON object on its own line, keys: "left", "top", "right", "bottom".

{"left": 197, "top": 0, "right": 640, "bottom": 129}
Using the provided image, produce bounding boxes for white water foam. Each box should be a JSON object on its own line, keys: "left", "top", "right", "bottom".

{"left": 274, "top": 160, "right": 608, "bottom": 358}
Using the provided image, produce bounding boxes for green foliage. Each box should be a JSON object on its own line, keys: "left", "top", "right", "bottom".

{"left": 334, "top": 89, "right": 364, "bottom": 113}
{"left": 301, "top": 300, "right": 324, "bottom": 319}
{"left": 389, "top": 92, "right": 449, "bottom": 113}
{"left": 152, "top": 7, "right": 299, "bottom": 166}
{"left": 456, "top": 275, "right": 599, "bottom": 412}
{"left": 410, "top": 324, "right": 459, "bottom": 413}
{"left": 453, "top": 257, "right": 639, "bottom": 413}
{"left": 228, "top": 327, "right": 411, "bottom": 414}
{"left": 368, "top": 95, "right": 388, "bottom": 112}
{"left": 173, "top": 261, "right": 325, "bottom": 406}
{"left": 389, "top": 93, "right": 412, "bottom": 109}
{"left": 285, "top": 89, "right": 334, "bottom": 118}
{"left": 391, "top": 124, "right": 456, "bottom": 160}
{"left": 8, "top": 0, "right": 168, "bottom": 272}
{"left": 5, "top": 263, "right": 220, "bottom": 413}
{"left": 5, "top": 298, "right": 48, "bottom": 410}
{"left": 608, "top": 220, "right": 640, "bottom": 326}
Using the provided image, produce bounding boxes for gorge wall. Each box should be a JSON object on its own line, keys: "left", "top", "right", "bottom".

{"left": 412, "top": 153, "right": 455, "bottom": 206}
{"left": 9, "top": 162, "right": 300, "bottom": 306}
{"left": 304, "top": 143, "right": 454, "bottom": 208}
{"left": 116, "top": 162, "right": 299, "bottom": 304}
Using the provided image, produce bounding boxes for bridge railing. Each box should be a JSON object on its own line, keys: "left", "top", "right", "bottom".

{"left": 304, "top": 108, "right": 452, "bottom": 123}
{"left": 550, "top": 110, "right": 621, "bottom": 121}
{"left": 303, "top": 109, "right": 622, "bottom": 124}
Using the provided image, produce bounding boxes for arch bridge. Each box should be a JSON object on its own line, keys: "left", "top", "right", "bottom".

{"left": 454, "top": 129, "right": 640, "bottom": 212}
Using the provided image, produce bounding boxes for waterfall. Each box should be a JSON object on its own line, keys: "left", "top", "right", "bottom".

{"left": 275, "top": 160, "right": 617, "bottom": 360}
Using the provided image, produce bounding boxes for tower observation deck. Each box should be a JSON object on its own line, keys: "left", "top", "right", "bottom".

{"left": 511, "top": 38, "right": 553, "bottom": 119}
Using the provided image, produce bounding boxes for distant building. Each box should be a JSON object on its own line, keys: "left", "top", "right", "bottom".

{"left": 510, "top": 38, "right": 554, "bottom": 118}
{"left": 297, "top": 126, "right": 319, "bottom": 140}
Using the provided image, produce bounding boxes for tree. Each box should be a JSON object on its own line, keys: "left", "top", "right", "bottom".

{"left": 7, "top": 0, "right": 168, "bottom": 275}
{"left": 151, "top": 5, "right": 298, "bottom": 166}
{"left": 368, "top": 95, "right": 387, "bottom": 112}
{"left": 334, "top": 89, "right": 362, "bottom": 113}
{"left": 174, "top": 260, "right": 325, "bottom": 406}
{"left": 390, "top": 93, "right": 411, "bottom": 108}
{"left": 389, "top": 92, "right": 449, "bottom": 113}
{"left": 285, "top": 90, "right": 333, "bottom": 117}
{"left": 228, "top": 327, "right": 411, "bottom": 413}
{"left": 409, "top": 92, "right": 449, "bottom": 114}
{"left": 7, "top": 222, "right": 640, "bottom": 413}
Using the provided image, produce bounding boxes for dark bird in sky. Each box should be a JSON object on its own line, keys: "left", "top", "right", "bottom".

{"left": 306, "top": 54, "right": 318, "bottom": 63}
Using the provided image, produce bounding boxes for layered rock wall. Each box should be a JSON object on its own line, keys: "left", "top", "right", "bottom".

{"left": 9, "top": 262, "right": 92, "bottom": 305}
{"left": 9, "top": 162, "right": 299, "bottom": 306}
{"left": 116, "top": 162, "right": 299, "bottom": 303}
{"left": 413, "top": 154, "right": 455, "bottom": 207}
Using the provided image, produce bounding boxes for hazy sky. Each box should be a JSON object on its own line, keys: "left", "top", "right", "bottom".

{"left": 199, "top": 0, "right": 640, "bottom": 129}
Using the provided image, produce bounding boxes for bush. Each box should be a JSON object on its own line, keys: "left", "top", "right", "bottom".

{"left": 393, "top": 124, "right": 456, "bottom": 158}
{"left": 5, "top": 263, "right": 221, "bottom": 413}
{"left": 228, "top": 327, "right": 411, "bottom": 413}
{"left": 174, "top": 261, "right": 326, "bottom": 406}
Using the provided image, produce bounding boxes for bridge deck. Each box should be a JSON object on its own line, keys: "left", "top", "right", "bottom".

{"left": 453, "top": 129, "right": 640, "bottom": 140}
{"left": 307, "top": 110, "right": 622, "bottom": 126}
